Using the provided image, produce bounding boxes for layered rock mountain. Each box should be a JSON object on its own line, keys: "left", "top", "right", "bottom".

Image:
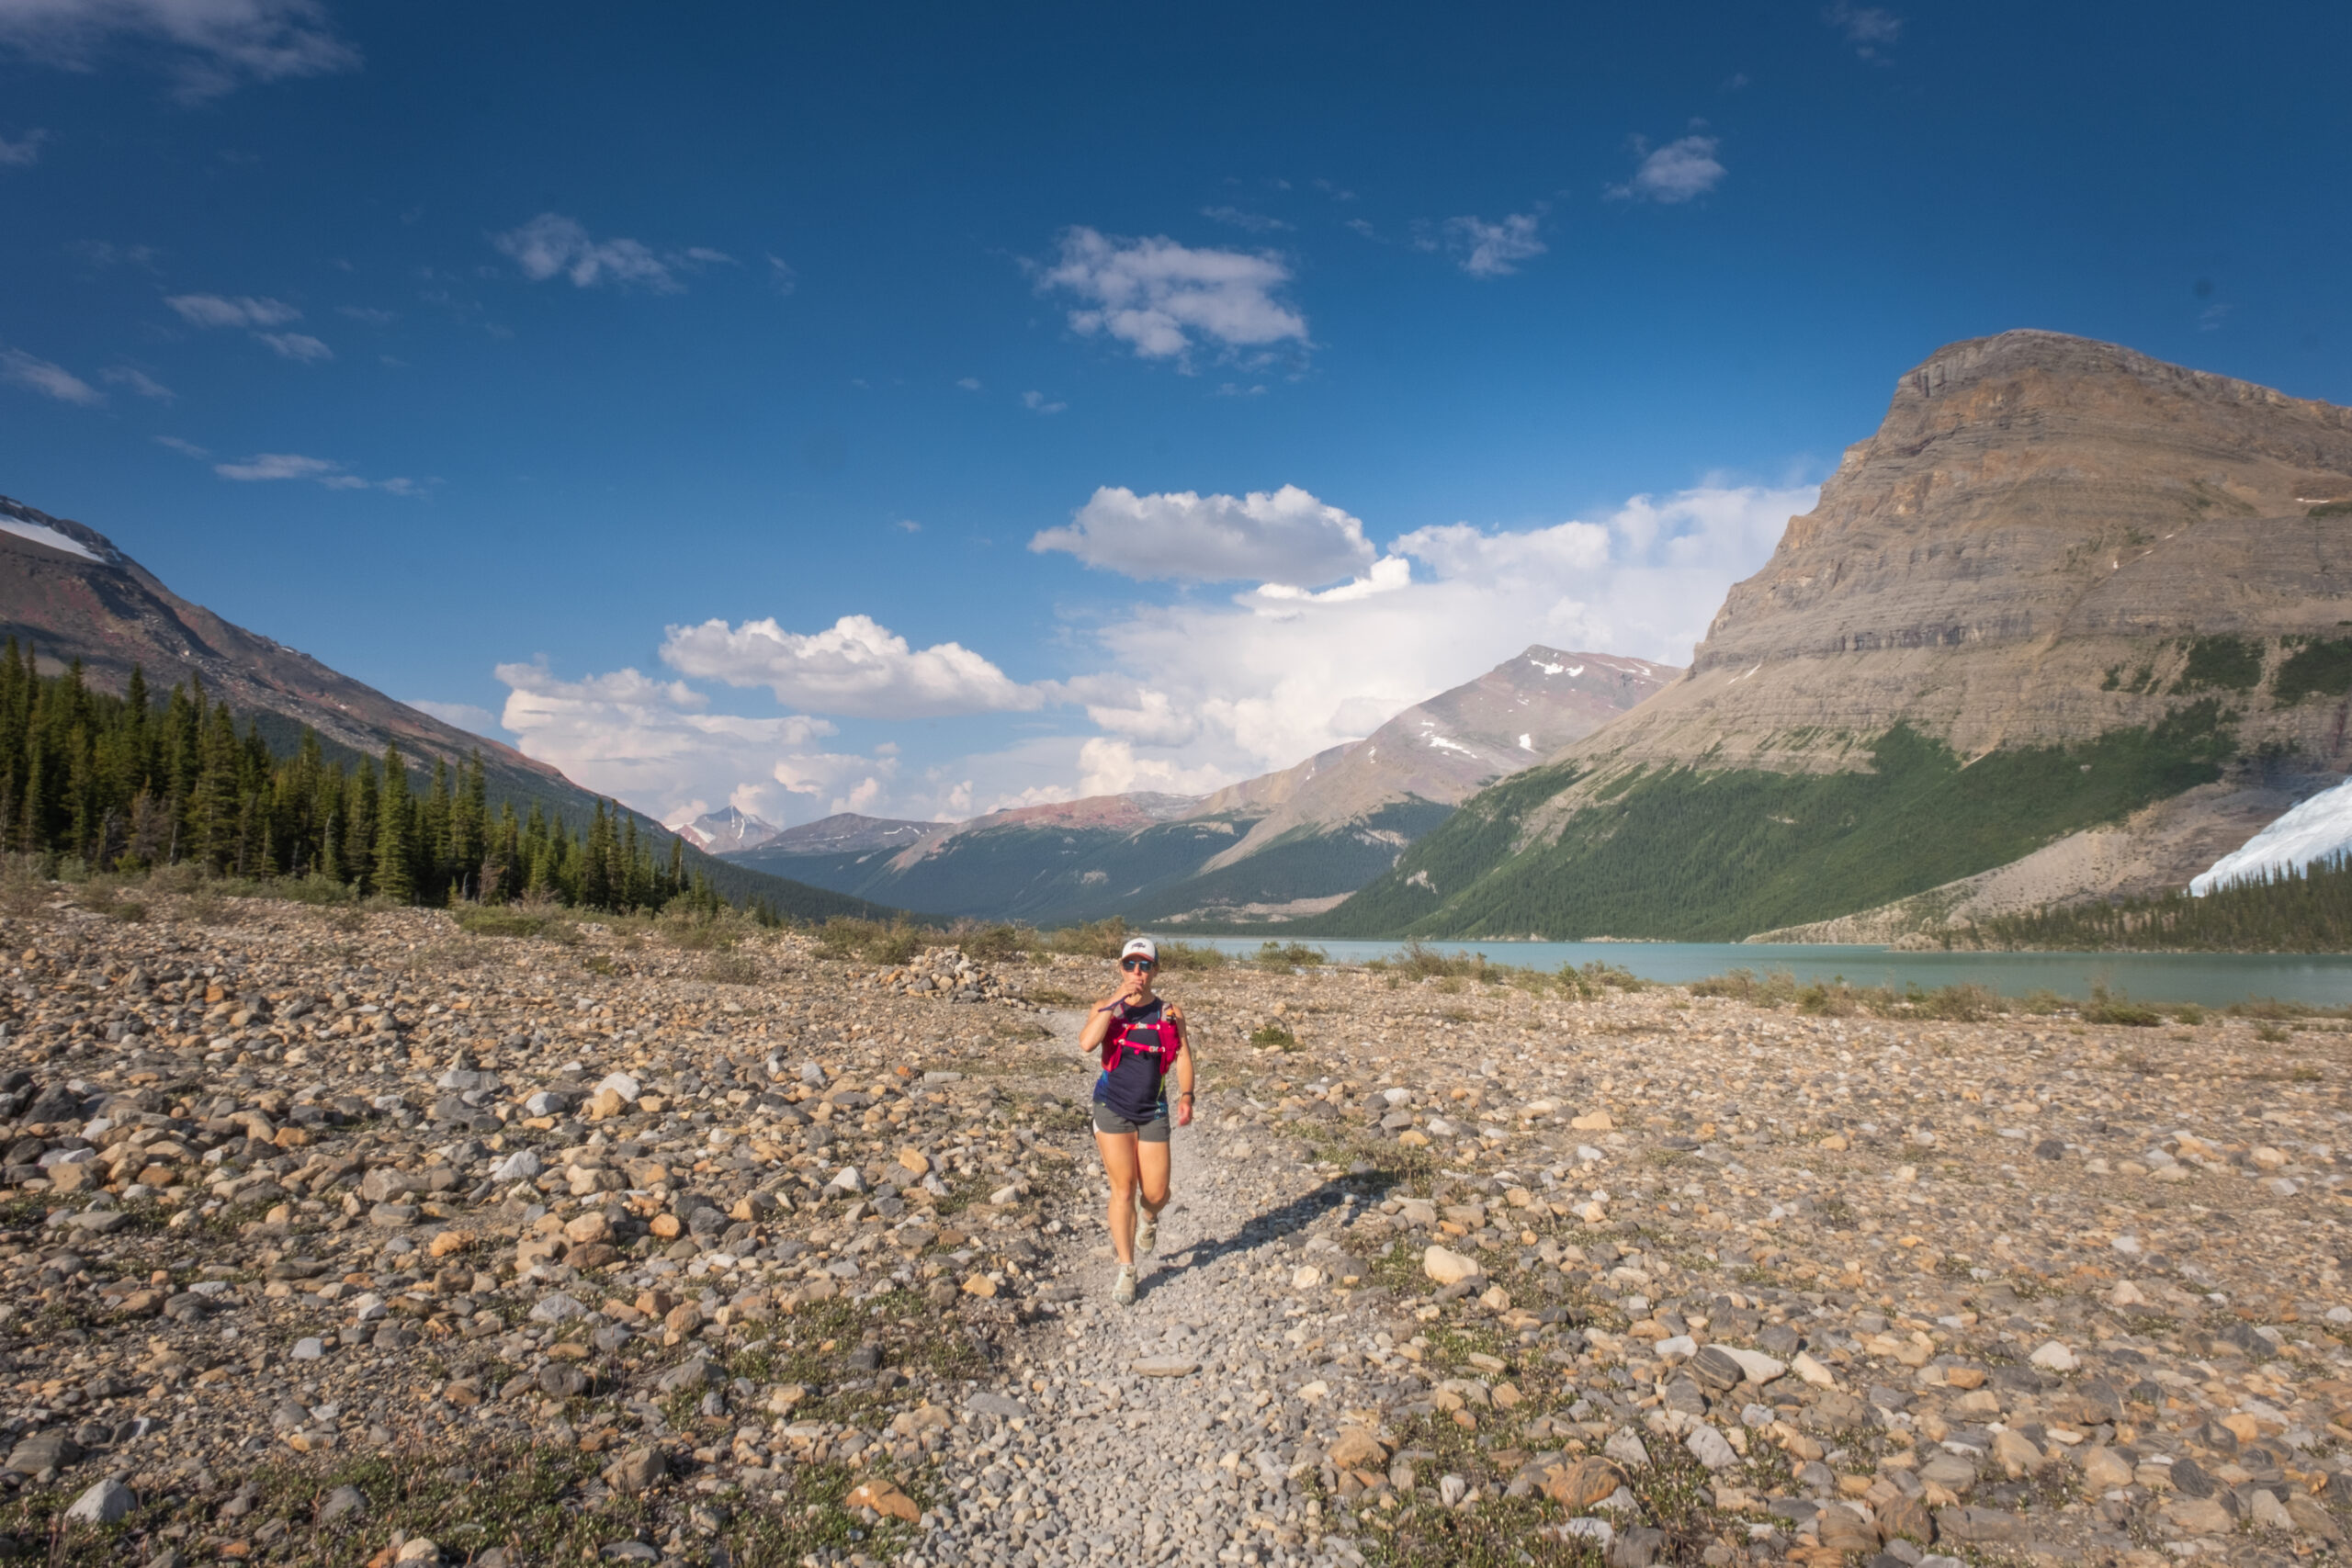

{"left": 729, "top": 645, "right": 1673, "bottom": 925}
{"left": 1324, "top": 332, "right": 2352, "bottom": 941}
{"left": 0, "top": 493, "right": 894, "bottom": 921}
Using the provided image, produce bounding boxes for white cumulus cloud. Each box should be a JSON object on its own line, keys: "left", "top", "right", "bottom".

{"left": 1445, "top": 212, "right": 1546, "bottom": 276}
{"left": 494, "top": 660, "right": 901, "bottom": 824}
{"left": 660, "top": 613, "right": 1043, "bottom": 719}
{"left": 1065, "top": 481, "right": 1816, "bottom": 786}
{"left": 1609, "top": 135, "right": 1726, "bottom": 204}
{"left": 0, "top": 0, "right": 357, "bottom": 99}
{"left": 1037, "top": 226, "right": 1307, "bottom": 366}
{"left": 0, "top": 346, "right": 102, "bottom": 405}
{"left": 1031, "top": 484, "right": 1376, "bottom": 587}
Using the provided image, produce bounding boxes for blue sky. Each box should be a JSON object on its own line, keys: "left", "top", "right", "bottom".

{"left": 2, "top": 0, "right": 2347, "bottom": 827}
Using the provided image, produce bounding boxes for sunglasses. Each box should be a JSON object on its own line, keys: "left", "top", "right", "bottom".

{"left": 1120, "top": 957, "right": 1157, "bottom": 973}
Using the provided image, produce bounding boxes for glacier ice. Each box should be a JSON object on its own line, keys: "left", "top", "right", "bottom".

{"left": 2190, "top": 777, "right": 2352, "bottom": 895}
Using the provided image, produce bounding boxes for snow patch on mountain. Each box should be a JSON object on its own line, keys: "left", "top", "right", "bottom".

{"left": 0, "top": 518, "right": 100, "bottom": 562}
{"left": 2191, "top": 778, "right": 2352, "bottom": 894}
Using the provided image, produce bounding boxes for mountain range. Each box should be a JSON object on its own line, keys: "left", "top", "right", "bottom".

{"left": 1317, "top": 331, "right": 2352, "bottom": 941}
{"left": 0, "top": 496, "right": 897, "bottom": 923}
{"left": 11, "top": 329, "right": 2337, "bottom": 945}
{"left": 723, "top": 647, "right": 1675, "bottom": 926}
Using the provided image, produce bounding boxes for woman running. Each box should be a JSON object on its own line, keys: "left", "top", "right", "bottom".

{"left": 1080, "top": 936, "right": 1194, "bottom": 1305}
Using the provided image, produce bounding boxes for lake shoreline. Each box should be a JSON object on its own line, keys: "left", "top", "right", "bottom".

{"left": 1170, "top": 934, "right": 2352, "bottom": 1010}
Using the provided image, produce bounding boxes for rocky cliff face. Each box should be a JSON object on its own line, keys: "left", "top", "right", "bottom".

{"left": 1319, "top": 333, "right": 2352, "bottom": 939}
{"left": 1568, "top": 330, "right": 2352, "bottom": 776}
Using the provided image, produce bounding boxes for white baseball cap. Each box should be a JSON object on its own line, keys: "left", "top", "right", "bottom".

{"left": 1119, "top": 937, "right": 1159, "bottom": 963}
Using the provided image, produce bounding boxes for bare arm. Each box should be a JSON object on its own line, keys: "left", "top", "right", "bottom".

{"left": 1168, "top": 1000, "right": 1196, "bottom": 1124}
{"left": 1079, "top": 998, "right": 1122, "bottom": 1055}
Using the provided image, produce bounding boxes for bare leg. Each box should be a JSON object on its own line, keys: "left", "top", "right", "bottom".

{"left": 1136, "top": 1136, "right": 1171, "bottom": 1224}
{"left": 1097, "top": 1129, "right": 1140, "bottom": 1266}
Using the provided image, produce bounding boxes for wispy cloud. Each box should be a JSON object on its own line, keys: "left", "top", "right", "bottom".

{"left": 0, "top": 0, "right": 359, "bottom": 99}
{"left": 0, "top": 346, "right": 102, "bottom": 405}
{"left": 1035, "top": 227, "right": 1309, "bottom": 367}
{"left": 1824, "top": 3, "right": 1901, "bottom": 59}
{"left": 254, "top": 331, "right": 331, "bottom": 362}
{"left": 493, "top": 213, "right": 728, "bottom": 293}
{"left": 956, "top": 377, "right": 982, "bottom": 391}
{"left": 153, "top": 434, "right": 208, "bottom": 457}
{"left": 766, "top": 254, "right": 797, "bottom": 295}
{"left": 1021, "top": 389, "right": 1067, "bottom": 414}
{"left": 212, "top": 451, "right": 417, "bottom": 493}
{"left": 0, "top": 129, "right": 48, "bottom": 166}
{"left": 1607, "top": 134, "right": 1725, "bottom": 204}
{"left": 166, "top": 292, "right": 300, "bottom": 329}
{"left": 69, "top": 240, "right": 161, "bottom": 271}
{"left": 1200, "top": 206, "right": 1291, "bottom": 233}
{"left": 1444, "top": 212, "right": 1546, "bottom": 276}
{"left": 336, "top": 305, "right": 395, "bottom": 325}
{"left": 100, "top": 365, "right": 174, "bottom": 400}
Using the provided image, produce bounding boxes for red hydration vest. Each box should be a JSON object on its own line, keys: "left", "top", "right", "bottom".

{"left": 1099, "top": 1003, "right": 1184, "bottom": 1122}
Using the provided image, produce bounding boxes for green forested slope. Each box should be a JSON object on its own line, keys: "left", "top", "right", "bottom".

{"left": 1318, "top": 706, "right": 2238, "bottom": 941}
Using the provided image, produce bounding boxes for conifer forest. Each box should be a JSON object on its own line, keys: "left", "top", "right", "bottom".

{"left": 0, "top": 641, "right": 718, "bottom": 913}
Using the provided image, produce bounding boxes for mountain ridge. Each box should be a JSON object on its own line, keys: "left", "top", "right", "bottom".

{"left": 726, "top": 643, "right": 1674, "bottom": 924}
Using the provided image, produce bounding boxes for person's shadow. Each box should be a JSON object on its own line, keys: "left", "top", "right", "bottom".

{"left": 1144, "top": 1164, "right": 1406, "bottom": 1297}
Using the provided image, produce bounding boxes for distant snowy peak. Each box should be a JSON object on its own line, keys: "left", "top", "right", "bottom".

{"left": 668, "top": 806, "right": 781, "bottom": 854}
{"left": 2191, "top": 779, "right": 2352, "bottom": 894}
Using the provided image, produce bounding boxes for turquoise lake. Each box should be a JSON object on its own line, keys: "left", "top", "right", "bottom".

{"left": 1175, "top": 937, "right": 2352, "bottom": 1010}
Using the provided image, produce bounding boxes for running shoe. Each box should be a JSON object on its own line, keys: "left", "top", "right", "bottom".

{"left": 1136, "top": 1208, "right": 1158, "bottom": 1256}
{"left": 1113, "top": 1263, "right": 1137, "bottom": 1306}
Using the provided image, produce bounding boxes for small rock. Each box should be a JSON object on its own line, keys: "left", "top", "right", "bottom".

{"left": 605, "top": 1447, "right": 667, "bottom": 1495}
{"left": 2028, "top": 1339, "right": 2077, "bottom": 1372}
{"left": 318, "top": 1484, "right": 366, "bottom": 1524}
{"left": 1686, "top": 1345, "right": 1745, "bottom": 1391}
{"left": 63, "top": 1477, "right": 135, "bottom": 1525}
{"left": 1542, "top": 1457, "right": 1624, "bottom": 1509}
{"left": 1683, "top": 1424, "right": 1738, "bottom": 1471}
{"left": 1131, "top": 1356, "right": 1198, "bottom": 1377}
{"left": 1603, "top": 1430, "right": 1650, "bottom": 1468}
{"left": 1423, "top": 1245, "right": 1480, "bottom": 1285}
{"left": 2162, "top": 1495, "right": 2233, "bottom": 1535}
{"left": 6, "top": 1429, "right": 79, "bottom": 1474}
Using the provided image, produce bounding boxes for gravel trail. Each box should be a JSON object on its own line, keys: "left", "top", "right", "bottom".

{"left": 911, "top": 1010, "right": 1386, "bottom": 1568}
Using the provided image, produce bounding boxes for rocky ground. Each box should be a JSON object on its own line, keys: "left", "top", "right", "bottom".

{"left": 0, "top": 889, "right": 2346, "bottom": 1568}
